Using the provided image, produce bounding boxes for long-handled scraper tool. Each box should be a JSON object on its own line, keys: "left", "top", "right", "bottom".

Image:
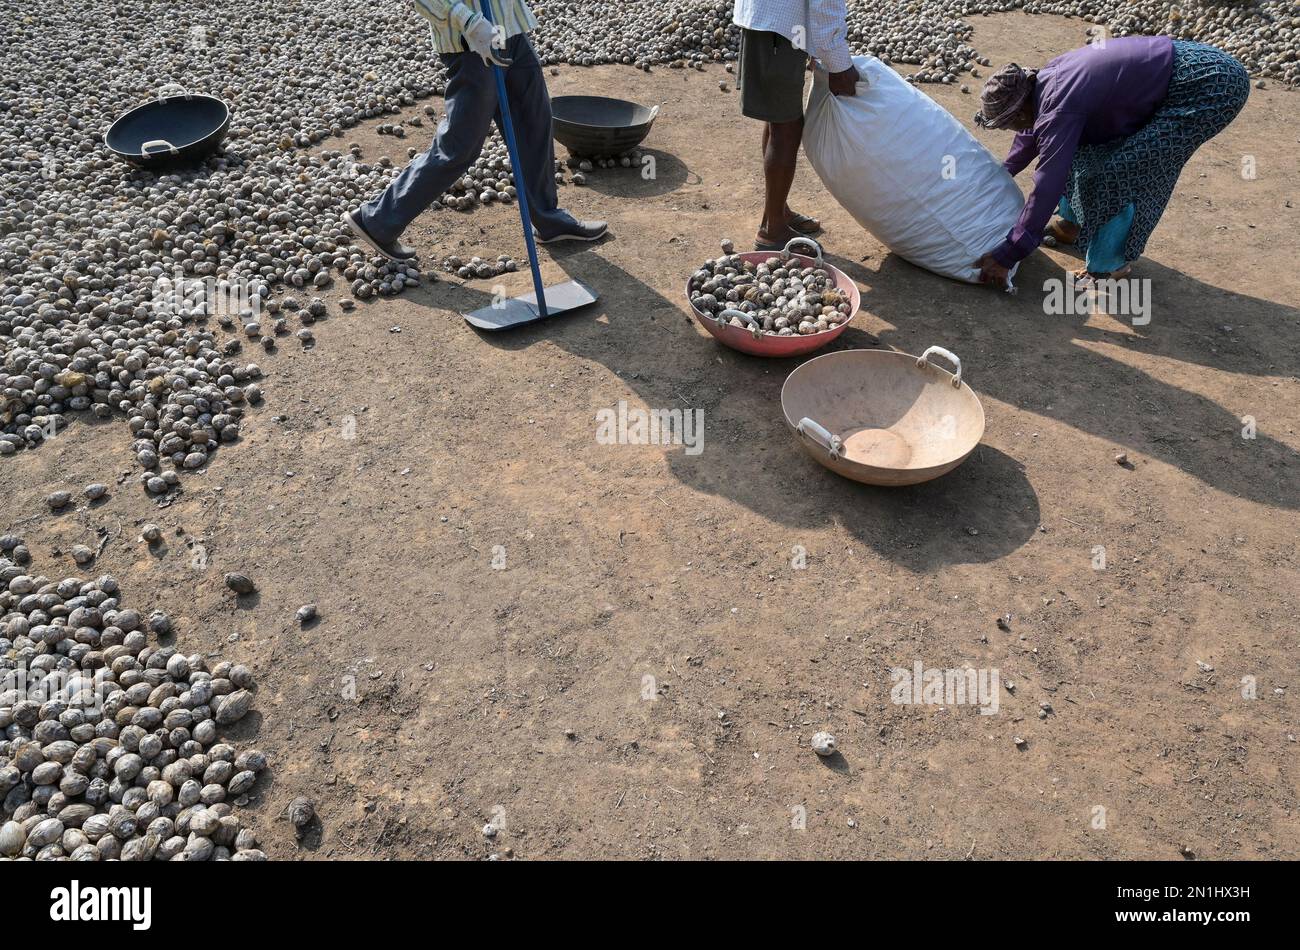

{"left": 463, "top": 5, "right": 598, "bottom": 330}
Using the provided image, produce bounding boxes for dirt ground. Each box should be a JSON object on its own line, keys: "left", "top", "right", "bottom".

{"left": 4, "top": 13, "right": 1298, "bottom": 860}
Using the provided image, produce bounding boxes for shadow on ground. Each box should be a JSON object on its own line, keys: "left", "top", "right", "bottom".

{"left": 566, "top": 147, "right": 696, "bottom": 199}
{"left": 854, "top": 251, "right": 1299, "bottom": 510}
{"left": 398, "top": 245, "right": 1042, "bottom": 570}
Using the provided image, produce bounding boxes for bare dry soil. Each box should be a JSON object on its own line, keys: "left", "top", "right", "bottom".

{"left": 3, "top": 14, "right": 1298, "bottom": 859}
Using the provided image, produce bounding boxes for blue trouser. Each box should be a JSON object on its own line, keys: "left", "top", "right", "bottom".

{"left": 360, "top": 34, "right": 574, "bottom": 243}
{"left": 1057, "top": 196, "right": 1134, "bottom": 274}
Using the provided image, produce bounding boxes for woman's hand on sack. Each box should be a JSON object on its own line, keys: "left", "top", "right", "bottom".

{"left": 974, "top": 253, "right": 1010, "bottom": 285}
{"left": 828, "top": 65, "right": 860, "bottom": 97}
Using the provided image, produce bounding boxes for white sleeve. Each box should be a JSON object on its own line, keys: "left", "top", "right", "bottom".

{"left": 807, "top": 0, "right": 853, "bottom": 73}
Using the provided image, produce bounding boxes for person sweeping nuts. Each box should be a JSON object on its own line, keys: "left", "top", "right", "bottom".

{"left": 733, "top": 0, "right": 860, "bottom": 250}
{"left": 972, "top": 35, "right": 1249, "bottom": 285}
{"left": 344, "top": 0, "right": 607, "bottom": 263}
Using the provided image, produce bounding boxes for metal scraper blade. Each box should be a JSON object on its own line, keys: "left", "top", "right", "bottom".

{"left": 463, "top": 279, "right": 598, "bottom": 331}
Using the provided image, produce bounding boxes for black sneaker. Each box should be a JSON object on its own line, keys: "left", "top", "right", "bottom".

{"left": 534, "top": 220, "right": 609, "bottom": 244}
{"left": 344, "top": 210, "right": 417, "bottom": 263}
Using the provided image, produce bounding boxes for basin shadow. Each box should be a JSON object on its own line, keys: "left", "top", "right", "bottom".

{"left": 565, "top": 147, "right": 694, "bottom": 198}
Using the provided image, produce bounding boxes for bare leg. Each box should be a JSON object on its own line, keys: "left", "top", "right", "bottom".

{"left": 759, "top": 118, "right": 803, "bottom": 243}
{"left": 760, "top": 123, "right": 821, "bottom": 235}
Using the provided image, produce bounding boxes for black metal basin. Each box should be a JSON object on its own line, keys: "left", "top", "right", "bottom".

{"left": 106, "top": 85, "right": 231, "bottom": 167}
{"left": 550, "top": 95, "right": 658, "bottom": 157}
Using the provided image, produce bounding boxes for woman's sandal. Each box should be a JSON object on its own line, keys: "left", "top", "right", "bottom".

{"left": 1073, "top": 264, "right": 1133, "bottom": 283}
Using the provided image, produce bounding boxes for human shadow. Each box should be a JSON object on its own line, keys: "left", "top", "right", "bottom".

{"left": 854, "top": 251, "right": 1298, "bottom": 509}
{"left": 403, "top": 248, "right": 1042, "bottom": 570}
{"left": 1070, "top": 256, "right": 1300, "bottom": 378}
{"left": 836, "top": 247, "right": 1300, "bottom": 380}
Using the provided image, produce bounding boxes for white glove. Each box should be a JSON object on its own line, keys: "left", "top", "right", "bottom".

{"left": 463, "top": 13, "right": 512, "bottom": 68}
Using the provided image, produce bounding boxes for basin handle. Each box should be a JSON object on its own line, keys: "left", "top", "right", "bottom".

{"left": 647, "top": 105, "right": 660, "bottom": 121}
{"left": 717, "top": 308, "right": 763, "bottom": 340}
{"left": 141, "top": 139, "right": 179, "bottom": 156}
{"left": 156, "top": 83, "right": 191, "bottom": 101}
{"left": 781, "top": 236, "right": 824, "bottom": 265}
{"left": 796, "top": 417, "right": 842, "bottom": 459}
{"left": 917, "top": 346, "right": 962, "bottom": 388}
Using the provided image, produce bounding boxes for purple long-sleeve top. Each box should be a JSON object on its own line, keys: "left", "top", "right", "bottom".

{"left": 991, "top": 36, "right": 1175, "bottom": 268}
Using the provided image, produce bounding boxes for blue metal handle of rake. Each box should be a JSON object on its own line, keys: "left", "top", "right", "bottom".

{"left": 479, "top": 5, "right": 548, "bottom": 318}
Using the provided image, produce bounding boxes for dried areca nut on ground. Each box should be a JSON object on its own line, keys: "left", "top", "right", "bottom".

{"left": 442, "top": 254, "right": 518, "bottom": 280}
{"left": 0, "top": 564, "right": 266, "bottom": 860}
{"left": 224, "top": 572, "right": 257, "bottom": 595}
{"left": 811, "top": 731, "right": 838, "bottom": 756}
{"left": 566, "top": 149, "right": 642, "bottom": 168}
{"left": 288, "top": 796, "right": 315, "bottom": 835}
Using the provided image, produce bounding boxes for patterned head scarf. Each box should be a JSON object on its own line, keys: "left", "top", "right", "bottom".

{"left": 974, "top": 64, "right": 1038, "bottom": 129}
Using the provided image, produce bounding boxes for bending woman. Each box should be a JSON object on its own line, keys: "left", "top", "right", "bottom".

{"left": 972, "top": 35, "right": 1249, "bottom": 284}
